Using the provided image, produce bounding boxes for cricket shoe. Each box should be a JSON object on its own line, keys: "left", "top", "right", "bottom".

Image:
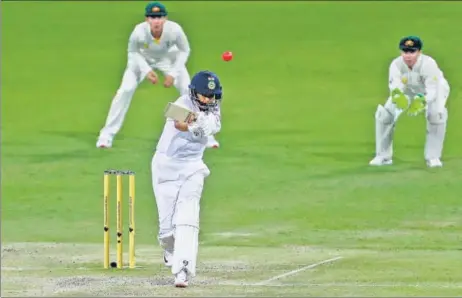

{"left": 163, "top": 250, "right": 173, "bottom": 267}
{"left": 96, "top": 138, "right": 112, "bottom": 148}
{"left": 426, "top": 158, "right": 443, "bottom": 168}
{"left": 206, "top": 135, "right": 219, "bottom": 149}
{"left": 174, "top": 269, "right": 189, "bottom": 288}
{"left": 369, "top": 156, "right": 393, "bottom": 166}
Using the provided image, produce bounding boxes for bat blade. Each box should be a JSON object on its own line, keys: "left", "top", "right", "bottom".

{"left": 164, "top": 102, "right": 197, "bottom": 122}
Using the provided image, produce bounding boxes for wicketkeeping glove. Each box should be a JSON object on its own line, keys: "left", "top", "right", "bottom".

{"left": 407, "top": 94, "right": 426, "bottom": 116}
{"left": 391, "top": 88, "right": 410, "bottom": 110}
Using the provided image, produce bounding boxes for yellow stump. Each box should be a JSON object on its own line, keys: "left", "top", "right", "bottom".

{"left": 103, "top": 173, "right": 110, "bottom": 269}
{"left": 128, "top": 174, "right": 136, "bottom": 269}
{"left": 116, "top": 174, "right": 123, "bottom": 269}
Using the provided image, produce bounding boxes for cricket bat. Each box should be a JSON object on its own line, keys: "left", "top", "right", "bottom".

{"left": 164, "top": 102, "right": 197, "bottom": 122}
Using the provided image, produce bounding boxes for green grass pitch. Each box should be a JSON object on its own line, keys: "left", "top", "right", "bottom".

{"left": 2, "top": 0, "right": 462, "bottom": 296}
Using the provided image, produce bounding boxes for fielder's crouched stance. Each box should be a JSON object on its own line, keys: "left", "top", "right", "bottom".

{"left": 151, "top": 70, "right": 223, "bottom": 287}
{"left": 370, "top": 36, "right": 450, "bottom": 168}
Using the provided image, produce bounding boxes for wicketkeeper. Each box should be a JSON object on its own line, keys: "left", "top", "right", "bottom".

{"left": 370, "top": 36, "right": 450, "bottom": 168}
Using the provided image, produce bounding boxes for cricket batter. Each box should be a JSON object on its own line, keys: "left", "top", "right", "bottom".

{"left": 96, "top": 2, "right": 220, "bottom": 149}
{"left": 370, "top": 36, "right": 450, "bottom": 168}
{"left": 151, "top": 70, "right": 223, "bottom": 287}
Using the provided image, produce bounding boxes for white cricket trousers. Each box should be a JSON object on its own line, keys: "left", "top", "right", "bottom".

{"left": 98, "top": 54, "right": 190, "bottom": 140}
{"left": 376, "top": 80, "right": 450, "bottom": 160}
{"left": 151, "top": 152, "right": 210, "bottom": 277}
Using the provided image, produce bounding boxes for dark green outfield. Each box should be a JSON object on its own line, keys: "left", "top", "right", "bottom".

{"left": 2, "top": 1, "right": 461, "bottom": 296}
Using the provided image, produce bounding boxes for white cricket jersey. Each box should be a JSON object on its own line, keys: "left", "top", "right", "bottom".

{"left": 388, "top": 54, "right": 449, "bottom": 103}
{"left": 155, "top": 95, "right": 222, "bottom": 162}
{"left": 127, "top": 20, "right": 190, "bottom": 77}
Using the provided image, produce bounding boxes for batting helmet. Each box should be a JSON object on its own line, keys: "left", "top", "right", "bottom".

{"left": 188, "top": 71, "right": 223, "bottom": 111}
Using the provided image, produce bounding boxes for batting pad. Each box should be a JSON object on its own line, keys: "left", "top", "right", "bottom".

{"left": 375, "top": 104, "right": 395, "bottom": 158}
{"left": 425, "top": 108, "right": 448, "bottom": 160}
{"left": 170, "top": 172, "right": 205, "bottom": 277}
{"left": 173, "top": 172, "right": 205, "bottom": 229}
{"left": 158, "top": 232, "right": 175, "bottom": 254}
{"left": 172, "top": 225, "right": 199, "bottom": 276}
{"left": 153, "top": 179, "right": 180, "bottom": 239}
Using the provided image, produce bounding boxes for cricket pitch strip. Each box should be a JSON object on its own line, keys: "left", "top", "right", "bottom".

{"left": 2, "top": 242, "right": 462, "bottom": 296}
{"left": 1, "top": 242, "right": 343, "bottom": 296}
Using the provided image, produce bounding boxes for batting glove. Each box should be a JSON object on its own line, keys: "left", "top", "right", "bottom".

{"left": 194, "top": 112, "right": 207, "bottom": 124}
{"left": 407, "top": 94, "right": 426, "bottom": 116}
{"left": 188, "top": 112, "right": 212, "bottom": 139}
{"left": 188, "top": 123, "right": 206, "bottom": 139}
{"left": 197, "top": 113, "right": 214, "bottom": 134}
{"left": 391, "top": 88, "right": 410, "bottom": 110}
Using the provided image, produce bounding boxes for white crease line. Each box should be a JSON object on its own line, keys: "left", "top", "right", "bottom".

{"left": 253, "top": 256, "right": 343, "bottom": 285}
{"left": 2, "top": 266, "right": 45, "bottom": 271}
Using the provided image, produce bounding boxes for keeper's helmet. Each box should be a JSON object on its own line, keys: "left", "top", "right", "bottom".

{"left": 188, "top": 71, "right": 223, "bottom": 111}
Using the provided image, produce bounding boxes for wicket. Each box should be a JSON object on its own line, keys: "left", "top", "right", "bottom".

{"left": 103, "top": 170, "right": 136, "bottom": 269}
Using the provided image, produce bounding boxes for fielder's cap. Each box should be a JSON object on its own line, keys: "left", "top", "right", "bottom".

{"left": 145, "top": 2, "right": 167, "bottom": 17}
{"left": 399, "top": 36, "right": 423, "bottom": 52}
